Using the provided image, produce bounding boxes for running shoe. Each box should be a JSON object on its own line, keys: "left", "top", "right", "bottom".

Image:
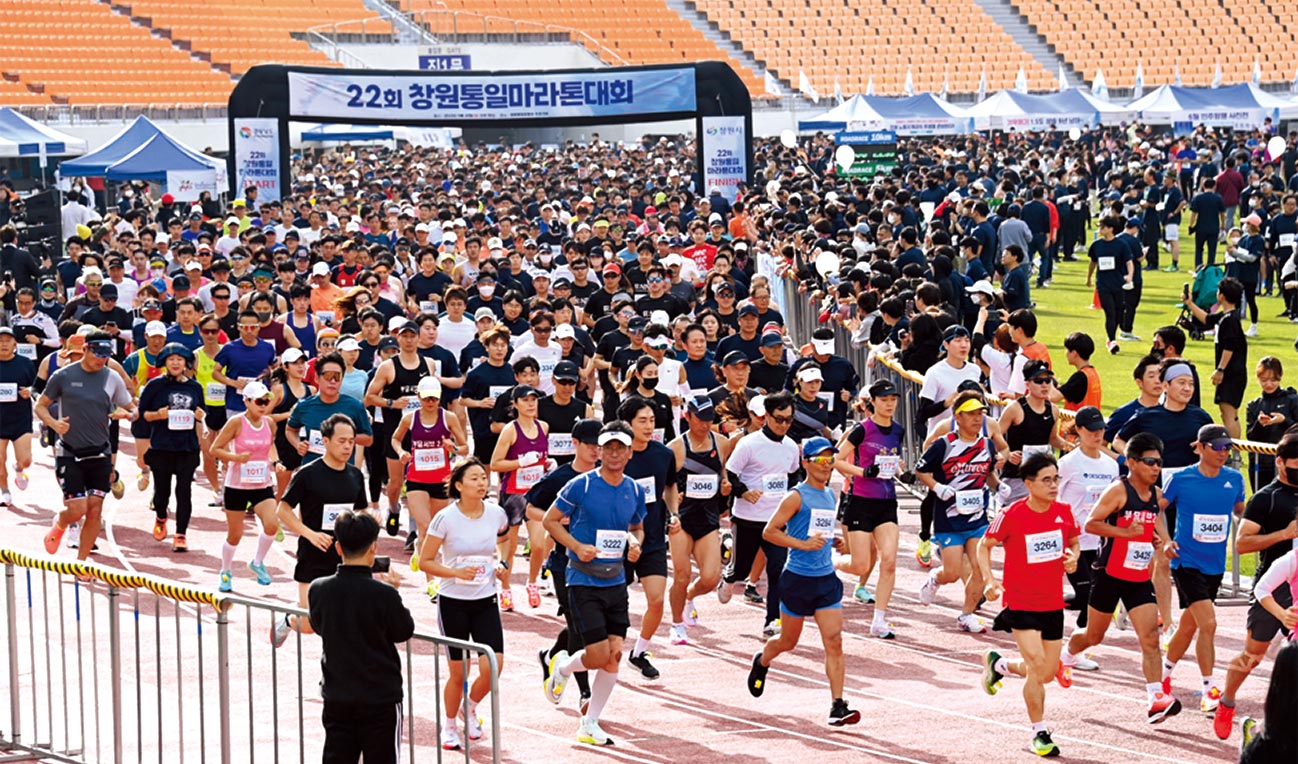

{"left": 499, "top": 588, "right": 514, "bottom": 612}
{"left": 44, "top": 521, "right": 66, "bottom": 555}
{"left": 1030, "top": 730, "right": 1060, "bottom": 757}
{"left": 275, "top": 526, "right": 285, "bottom": 543}
{"left": 956, "top": 613, "right": 985, "bottom": 633}
{"left": 13, "top": 471, "right": 28, "bottom": 491}
{"left": 1213, "top": 702, "right": 1235, "bottom": 740}
{"left": 270, "top": 613, "right": 293, "bottom": 648}
{"left": 65, "top": 522, "right": 80, "bottom": 549}
{"left": 462, "top": 709, "right": 484, "bottom": 741}
{"left": 1240, "top": 716, "right": 1258, "bottom": 749}
{"left": 716, "top": 582, "right": 733, "bottom": 604}
{"left": 1113, "top": 605, "right": 1130, "bottom": 631}
{"left": 627, "top": 652, "right": 659, "bottom": 680}
{"left": 110, "top": 475, "right": 125, "bottom": 500}
{"left": 1159, "top": 626, "right": 1174, "bottom": 653}
{"left": 827, "top": 699, "right": 861, "bottom": 727}
{"left": 1161, "top": 676, "right": 1172, "bottom": 696}
{"left": 670, "top": 624, "right": 689, "bottom": 645}
{"left": 384, "top": 510, "right": 400, "bottom": 537}
{"left": 172, "top": 534, "right": 188, "bottom": 553}
{"left": 538, "top": 648, "right": 552, "bottom": 683}
{"left": 1106, "top": 340, "right": 1120, "bottom": 355}
{"left": 404, "top": 531, "right": 418, "bottom": 553}
{"left": 527, "top": 583, "right": 541, "bottom": 608}
{"left": 916, "top": 538, "right": 934, "bottom": 567}
{"left": 248, "top": 560, "right": 272, "bottom": 586}
{"left": 1119, "top": 331, "right": 1142, "bottom": 342}
{"left": 1245, "top": 324, "right": 1258, "bottom": 338}
{"left": 1071, "top": 654, "right": 1099, "bottom": 671}
{"left": 543, "top": 650, "right": 569, "bottom": 704}
{"left": 683, "top": 600, "right": 700, "bottom": 627}
{"left": 579, "top": 694, "right": 591, "bottom": 716}
{"left": 137, "top": 469, "right": 150, "bottom": 492}
{"left": 1147, "top": 692, "right": 1182, "bottom": 724}
{"left": 919, "top": 571, "right": 939, "bottom": 605}
{"left": 869, "top": 622, "right": 896, "bottom": 639}
{"left": 1201, "top": 686, "right": 1222, "bottom": 715}
{"left": 853, "top": 584, "right": 875, "bottom": 604}
{"left": 1055, "top": 661, "right": 1072, "bottom": 689}
{"left": 410, "top": 554, "right": 420, "bottom": 572}
{"left": 0, "top": 490, "right": 10, "bottom": 506}
{"left": 981, "top": 650, "right": 1004, "bottom": 695}
{"left": 152, "top": 518, "right": 167, "bottom": 542}
{"left": 440, "top": 722, "right": 462, "bottom": 751}
{"left": 577, "top": 717, "right": 613, "bottom": 746}
{"left": 1162, "top": 264, "right": 1180, "bottom": 272}
{"left": 747, "top": 651, "right": 769, "bottom": 697}
{"left": 219, "top": 570, "right": 233, "bottom": 593}
{"left": 426, "top": 579, "right": 440, "bottom": 604}
{"left": 743, "top": 584, "right": 764, "bottom": 604}
{"left": 762, "top": 618, "right": 780, "bottom": 637}
{"left": 719, "top": 528, "right": 733, "bottom": 564}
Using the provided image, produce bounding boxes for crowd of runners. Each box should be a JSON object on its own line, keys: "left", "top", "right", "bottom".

{"left": 1, "top": 125, "right": 1297, "bottom": 761}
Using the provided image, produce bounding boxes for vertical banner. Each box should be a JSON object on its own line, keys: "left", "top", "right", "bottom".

{"left": 700, "top": 115, "right": 747, "bottom": 202}
{"left": 233, "top": 118, "right": 281, "bottom": 203}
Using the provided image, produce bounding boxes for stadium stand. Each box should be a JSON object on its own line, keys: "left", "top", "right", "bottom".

{"left": 397, "top": 0, "right": 767, "bottom": 95}
{"left": 689, "top": 0, "right": 1056, "bottom": 96}
{"left": 0, "top": 0, "right": 234, "bottom": 105}
{"left": 1010, "top": 0, "right": 1298, "bottom": 89}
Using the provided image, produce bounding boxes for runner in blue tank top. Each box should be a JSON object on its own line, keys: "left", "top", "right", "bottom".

{"left": 746, "top": 436, "right": 862, "bottom": 728}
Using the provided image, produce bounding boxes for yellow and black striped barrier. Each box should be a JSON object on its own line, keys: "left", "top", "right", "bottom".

{"left": 0, "top": 548, "right": 228, "bottom": 610}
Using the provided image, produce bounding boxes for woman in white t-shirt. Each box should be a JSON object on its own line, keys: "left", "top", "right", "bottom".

{"left": 417, "top": 458, "right": 509, "bottom": 751}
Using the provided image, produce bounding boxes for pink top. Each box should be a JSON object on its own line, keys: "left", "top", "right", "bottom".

{"left": 224, "top": 415, "right": 274, "bottom": 490}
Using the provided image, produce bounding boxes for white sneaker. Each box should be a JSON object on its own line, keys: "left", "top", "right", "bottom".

{"left": 66, "top": 522, "right": 80, "bottom": 549}
{"left": 956, "top": 613, "right": 985, "bottom": 633}
{"left": 683, "top": 600, "right": 699, "bottom": 627}
{"left": 919, "top": 571, "right": 940, "bottom": 605}
{"left": 577, "top": 717, "right": 613, "bottom": 746}
{"left": 716, "top": 582, "right": 733, "bottom": 604}
{"left": 670, "top": 624, "right": 689, "bottom": 645}
{"left": 462, "top": 708, "right": 484, "bottom": 740}
{"left": 0, "top": 490, "right": 10, "bottom": 506}
{"left": 440, "top": 721, "right": 462, "bottom": 751}
{"left": 762, "top": 618, "right": 780, "bottom": 637}
{"left": 1072, "top": 654, "right": 1100, "bottom": 671}
{"left": 270, "top": 613, "right": 293, "bottom": 648}
{"left": 1114, "top": 605, "right": 1130, "bottom": 631}
{"left": 1160, "top": 626, "right": 1175, "bottom": 652}
{"left": 1245, "top": 323, "right": 1258, "bottom": 337}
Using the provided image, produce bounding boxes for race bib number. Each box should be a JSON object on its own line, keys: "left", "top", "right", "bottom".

{"left": 516, "top": 464, "right": 544, "bottom": 490}
{"left": 317, "top": 310, "right": 335, "bottom": 325}
{"left": 1280, "top": 233, "right": 1296, "bottom": 248}
{"left": 595, "top": 529, "right": 627, "bottom": 560}
{"left": 548, "top": 432, "right": 575, "bottom": 456}
{"left": 1191, "top": 514, "right": 1229, "bottom": 544}
{"left": 414, "top": 448, "right": 446, "bottom": 472}
{"left": 488, "top": 385, "right": 509, "bottom": 399}
{"left": 1084, "top": 484, "right": 1106, "bottom": 509}
{"left": 206, "top": 382, "right": 227, "bottom": 400}
{"left": 167, "top": 409, "right": 195, "bottom": 430}
{"left": 539, "top": 358, "right": 557, "bottom": 378}
{"left": 1022, "top": 444, "right": 1052, "bottom": 460}
{"left": 955, "top": 489, "right": 985, "bottom": 515}
{"left": 320, "top": 502, "right": 351, "bottom": 531}
{"left": 16, "top": 343, "right": 37, "bottom": 360}
{"left": 1124, "top": 541, "right": 1154, "bottom": 571}
{"left": 305, "top": 429, "right": 325, "bottom": 455}
{"left": 809, "top": 508, "right": 836, "bottom": 538}
{"left": 875, "top": 455, "right": 900, "bottom": 479}
{"left": 419, "top": 300, "right": 437, "bottom": 314}
{"left": 0, "top": 383, "right": 16, "bottom": 403}
{"left": 652, "top": 428, "right": 665, "bottom": 443}
{"left": 685, "top": 474, "right": 718, "bottom": 499}
{"left": 761, "top": 473, "right": 787, "bottom": 494}
{"left": 635, "top": 476, "right": 657, "bottom": 503}
{"left": 241, "top": 461, "right": 269, "bottom": 483}
{"left": 405, "top": 397, "right": 422, "bottom": 412}
{"left": 816, "top": 391, "right": 834, "bottom": 410}
{"left": 1025, "top": 529, "right": 1064, "bottom": 564}
{"left": 1097, "top": 256, "right": 1116, "bottom": 271}
{"left": 453, "top": 555, "right": 494, "bottom": 585}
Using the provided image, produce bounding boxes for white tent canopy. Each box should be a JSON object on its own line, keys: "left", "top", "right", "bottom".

{"left": 0, "top": 108, "right": 86, "bottom": 159}
{"left": 964, "top": 90, "right": 1097, "bottom": 131}
{"left": 1128, "top": 83, "right": 1298, "bottom": 127}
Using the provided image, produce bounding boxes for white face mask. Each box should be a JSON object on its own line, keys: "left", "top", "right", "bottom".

{"left": 479, "top": 285, "right": 495, "bottom": 299}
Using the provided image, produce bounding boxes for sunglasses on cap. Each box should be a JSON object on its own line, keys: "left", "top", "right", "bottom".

{"left": 1203, "top": 442, "right": 1232, "bottom": 452}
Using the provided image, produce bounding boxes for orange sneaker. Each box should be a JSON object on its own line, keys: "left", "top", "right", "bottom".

{"left": 152, "top": 518, "right": 167, "bottom": 542}
{"left": 44, "top": 522, "right": 66, "bottom": 555}
{"left": 527, "top": 583, "right": 541, "bottom": 608}
{"left": 172, "top": 534, "right": 188, "bottom": 552}
{"left": 1213, "top": 701, "right": 1234, "bottom": 740}
{"left": 1055, "top": 661, "right": 1072, "bottom": 689}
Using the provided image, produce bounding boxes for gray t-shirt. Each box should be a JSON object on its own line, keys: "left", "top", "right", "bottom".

{"left": 43, "top": 362, "right": 132, "bottom": 453}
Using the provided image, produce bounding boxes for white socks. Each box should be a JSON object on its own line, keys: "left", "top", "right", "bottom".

{"left": 221, "top": 541, "right": 237, "bottom": 571}
{"left": 1162, "top": 658, "right": 1176, "bottom": 681}
{"left": 632, "top": 637, "right": 652, "bottom": 657}
{"left": 1146, "top": 682, "right": 1162, "bottom": 702}
{"left": 1031, "top": 721, "right": 1047, "bottom": 734}
{"left": 254, "top": 533, "right": 274, "bottom": 565}
{"left": 585, "top": 669, "right": 618, "bottom": 723}
{"left": 994, "top": 656, "right": 1011, "bottom": 675}
{"left": 559, "top": 649, "right": 586, "bottom": 676}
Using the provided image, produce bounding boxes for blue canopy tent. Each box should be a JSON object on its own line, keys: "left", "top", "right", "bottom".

{"left": 796, "top": 95, "right": 888, "bottom": 131}
{"left": 1128, "top": 83, "right": 1298, "bottom": 127}
{"left": 58, "top": 115, "right": 225, "bottom": 198}
{"left": 0, "top": 108, "right": 86, "bottom": 159}
{"left": 857, "top": 94, "right": 974, "bottom": 135}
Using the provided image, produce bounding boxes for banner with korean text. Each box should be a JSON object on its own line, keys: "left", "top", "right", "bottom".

{"left": 232, "top": 118, "right": 281, "bottom": 203}
{"left": 701, "top": 116, "right": 747, "bottom": 202}
{"left": 286, "top": 68, "right": 698, "bottom": 122}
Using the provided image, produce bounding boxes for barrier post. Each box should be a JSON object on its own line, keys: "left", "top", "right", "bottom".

{"left": 107, "top": 583, "right": 123, "bottom": 764}
{"left": 5, "top": 562, "right": 19, "bottom": 748}
{"left": 217, "top": 602, "right": 231, "bottom": 764}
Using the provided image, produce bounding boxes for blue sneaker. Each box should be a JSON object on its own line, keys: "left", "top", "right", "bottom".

{"left": 219, "top": 570, "right": 233, "bottom": 593}
{"left": 853, "top": 584, "right": 875, "bottom": 604}
{"left": 248, "top": 560, "right": 272, "bottom": 586}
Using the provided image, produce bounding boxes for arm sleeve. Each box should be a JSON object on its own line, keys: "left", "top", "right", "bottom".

{"left": 916, "top": 397, "right": 947, "bottom": 423}
{"left": 1254, "top": 552, "right": 1298, "bottom": 600}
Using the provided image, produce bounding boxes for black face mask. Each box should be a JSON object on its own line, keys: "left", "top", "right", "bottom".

{"left": 641, "top": 377, "right": 659, "bottom": 391}
{"left": 256, "top": 311, "right": 271, "bottom": 322}
{"left": 1286, "top": 466, "right": 1298, "bottom": 485}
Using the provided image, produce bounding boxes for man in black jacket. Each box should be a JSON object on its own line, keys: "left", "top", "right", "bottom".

{"left": 308, "top": 510, "right": 414, "bottom": 764}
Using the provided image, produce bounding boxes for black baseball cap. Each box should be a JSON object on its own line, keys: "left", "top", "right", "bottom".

{"left": 721, "top": 350, "right": 750, "bottom": 367}
{"left": 868, "top": 379, "right": 899, "bottom": 398}
{"left": 687, "top": 396, "right": 716, "bottom": 420}
{"left": 553, "top": 360, "right": 580, "bottom": 382}
{"left": 760, "top": 331, "right": 783, "bottom": 347}
{"left": 512, "top": 384, "right": 540, "bottom": 401}
{"left": 572, "top": 418, "right": 603, "bottom": 445}
{"left": 1073, "top": 406, "right": 1105, "bottom": 431}
{"left": 1197, "top": 424, "right": 1232, "bottom": 448}
{"left": 1023, "top": 359, "right": 1053, "bottom": 381}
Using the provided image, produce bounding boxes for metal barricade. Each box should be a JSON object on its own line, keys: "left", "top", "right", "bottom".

{"left": 1, "top": 550, "right": 501, "bottom": 764}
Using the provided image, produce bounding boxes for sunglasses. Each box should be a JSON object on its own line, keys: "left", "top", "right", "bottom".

{"left": 320, "top": 371, "right": 343, "bottom": 382}
{"left": 1030, "top": 376, "right": 1054, "bottom": 385}
{"left": 534, "top": 326, "right": 553, "bottom": 334}
{"left": 200, "top": 328, "right": 220, "bottom": 335}
{"left": 213, "top": 294, "right": 230, "bottom": 300}
{"left": 647, "top": 277, "right": 664, "bottom": 284}
{"left": 88, "top": 344, "right": 114, "bottom": 358}
{"left": 555, "top": 378, "right": 577, "bottom": 385}
{"left": 1203, "top": 442, "right": 1232, "bottom": 452}
{"left": 768, "top": 414, "right": 793, "bottom": 425}
{"left": 251, "top": 397, "right": 272, "bottom": 406}
{"left": 572, "top": 265, "right": 588, "bottom": 271}
{"left": 362, "top": 282, "right": 379, "bottom": 288}
{"left": 806, "top": 455, "right": 835, "bottom": 465}
{"left": 85, "top": 281, "right": 103, "bottom": 287}
{"left": 1133, "top": 456, "right": 1163, "bottom": 467}
{"left": 240, "top": 324, "right": 260, "bottom": 330}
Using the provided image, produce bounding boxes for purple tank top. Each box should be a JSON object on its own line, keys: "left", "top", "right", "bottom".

{"left": 505, "top": 420, "right": 548, "bottom": 495}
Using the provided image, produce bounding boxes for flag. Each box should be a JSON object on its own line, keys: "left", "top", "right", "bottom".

{"left": 903, "top": 67, "right": 915, "bottom": 97}
{"left": 940, "top": 69, "right": 949, "bottom": 100}
{"left": 1058, "top": 62, "right": 1067, "bottom": 92}
{"left": 1015, "top": 66, "right": 1028, "bottom": 93}
{"left": 1253, "top": 58, "right": 1262, "bottom": 86}
{"left": 834, "top": 77, "right": 843, "bottom": 105}
{"left": 764, "top": 71, "right": 781, "bottom": 96}
{"left": 1174, "top": 64, "right": 1182, "bottom": 87}
{"left": 1092, "top": 68, "right": 1108, "bottom": 100}
{"left": 865, "top": 74, "right": 876, "bottom": 97}
{"left": 1132, "top": 61, "right": 1144, "bottom": 99}
{"left": 798, "top": 70, "right": 819, "bottom": 102}
{"left": 977, "top": 67, "right": 987, "bottom": 102}
{"left": 1211, "top": 61, "right": 1222, "bottom": 88}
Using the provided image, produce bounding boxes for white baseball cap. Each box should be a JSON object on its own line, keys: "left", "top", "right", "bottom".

{"left": 145, "top": 321, "right": 168, "bottom": 337}
{"left": 337, "top": 337, "right": 361, "bottom": 352}
{"left": 311, "top": 262, "right": 331, "bottom": 277}
{"left": 417, "top": 377, "right": 443, "bottom": 399}
{"left": 242, "top": 380, "right": 271, "bottom": 400}
{"left": 281, "top": 348, "right": 307, "bottom": 364}
{"left": 554, "top": 324, "right": 576, "bottom": 340}
{"left": 797, "top": 365, "right": 824, "bottom": 383}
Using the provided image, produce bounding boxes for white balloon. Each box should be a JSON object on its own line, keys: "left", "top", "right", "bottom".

{"left": 815, "top": 250, "right": 841, "bottom": 277}
{"left": 835, "top": 144, "right": 857, "bottom": 170}
{"left": 1267, "top": 135, "right": 1286, "bottom": 159}
{"left": 919, "top": 201, "right": 936, "bottom": 222}
{"left": 1068, "top": 128, "right": 1082, "bottom": 141}
{"left": 780, "top": 129, "right": 797, "bottom": 148}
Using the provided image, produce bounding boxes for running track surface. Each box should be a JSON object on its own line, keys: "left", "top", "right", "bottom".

{"left": 0, "top": 439, "right": 1269, "bottom": 764}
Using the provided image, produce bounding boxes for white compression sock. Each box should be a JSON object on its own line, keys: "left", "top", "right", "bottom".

{"left": 585, "top": 669, "right": 618, "bottom": 723}
{"left": 1162, "top": 658, "right": 1176, "bottom": 680}
{"left": 558, "top": 649, "right": 586, "bottom": 676}
{"left": 221, "top": 541, "right": 237, "bottom": 571}
{"left": 254, "top": 533, "right": 274, "bottom": 565}
{"left": 872, "top": 609, "right": 887, "bottom": 627}
{"left": 633, "top": 637, "right": 651, "bottom": 657}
